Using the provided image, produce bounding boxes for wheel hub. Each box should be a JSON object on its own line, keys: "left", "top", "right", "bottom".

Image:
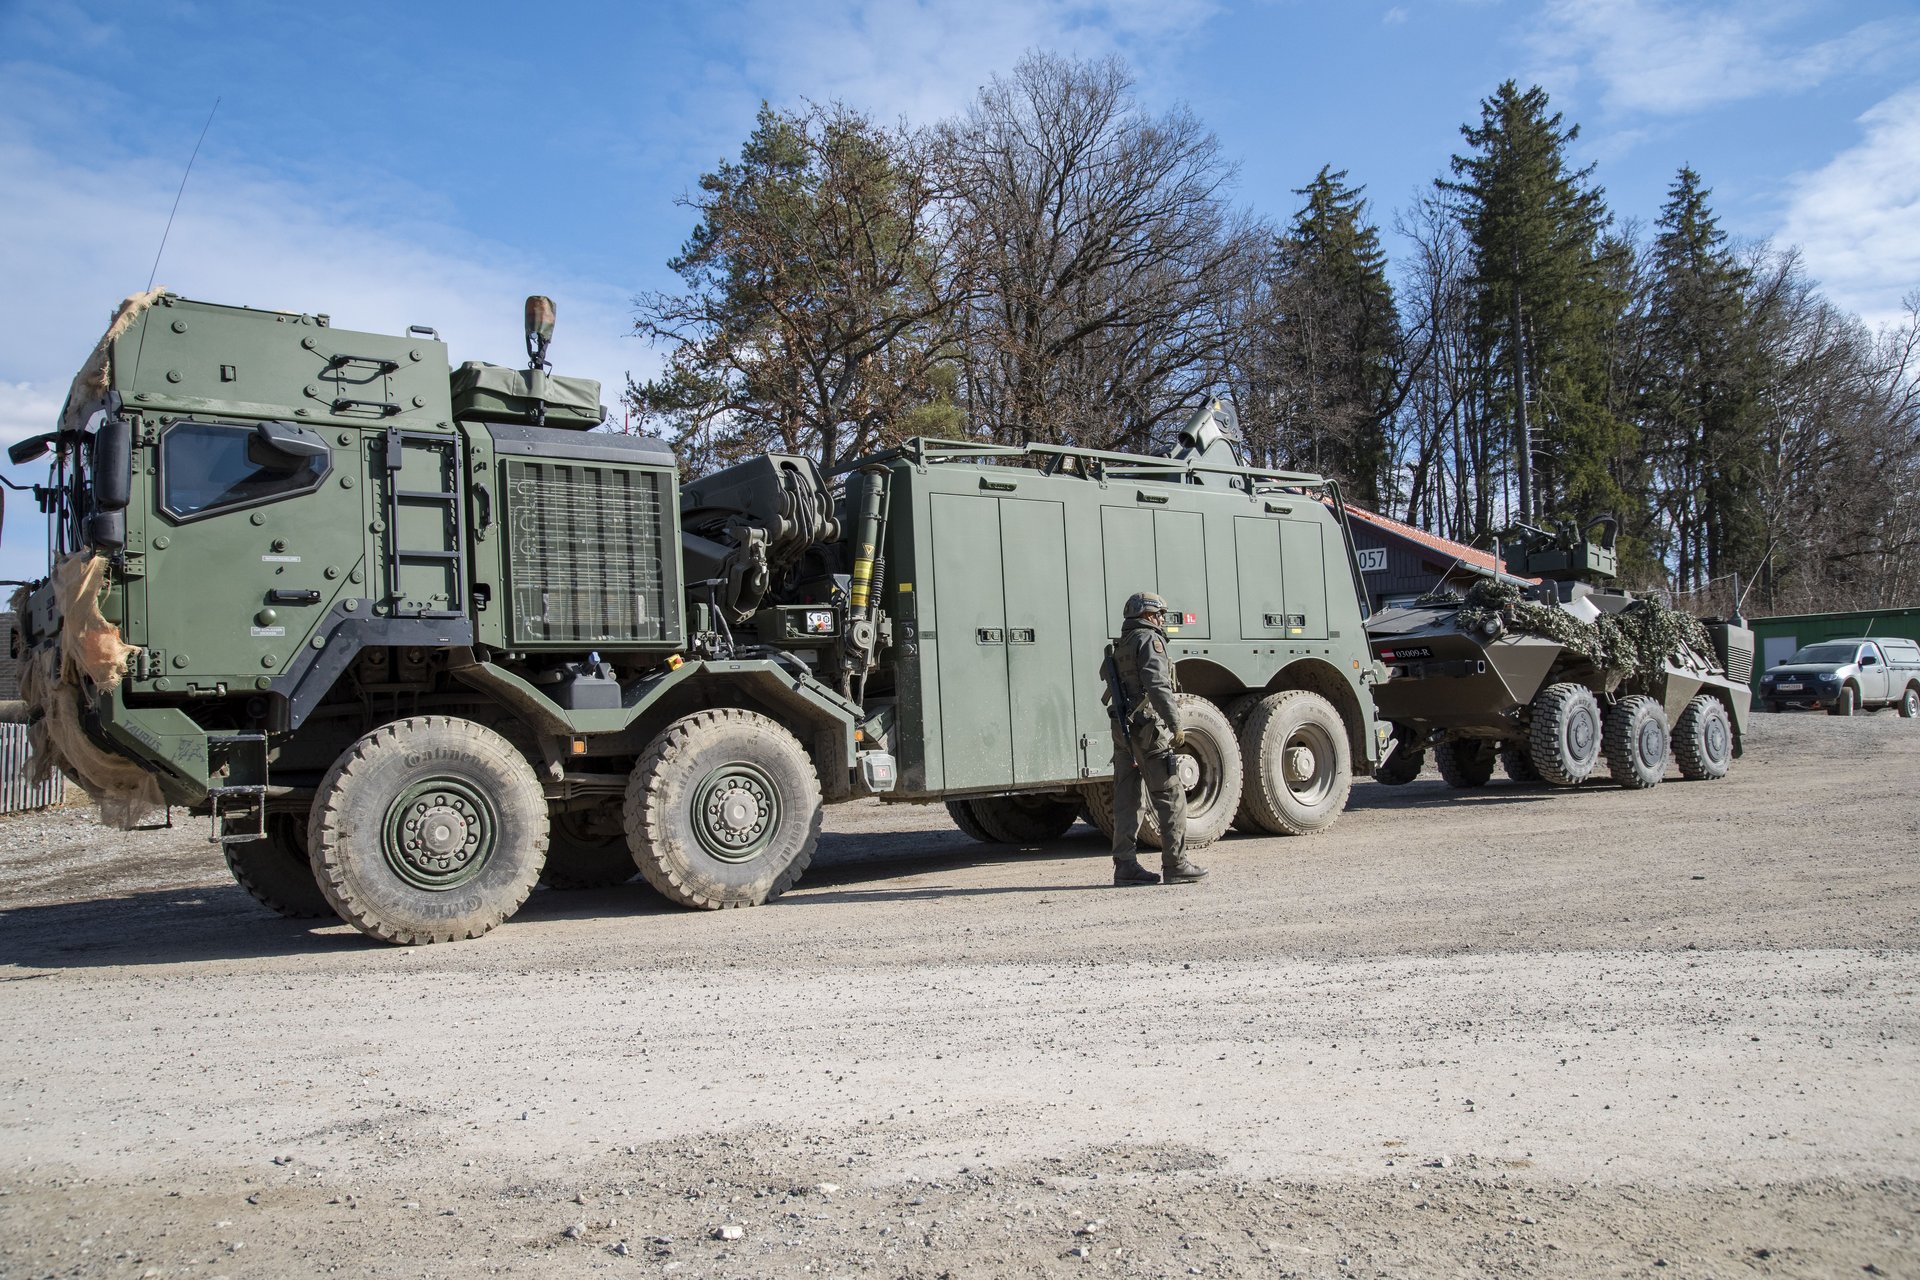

{"left": 1284, "top": 744, "right": 1316, "bottom": 784}
{"left": 1637, "top": 719, "right": 1665, "bottom": 765}
{"left": 384, "top": 781, "right": 495, "bottom": 890}
{"left": 694, "top": 765, "right": 780, "bottom": 863}
{"left": 1174, "top": 754, "right": 1202, "bottom": 791}
{"left": 1705, "top": 716, "right": 1728, "bottom": 761}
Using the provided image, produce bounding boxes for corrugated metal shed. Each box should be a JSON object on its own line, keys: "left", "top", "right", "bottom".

{"left": 1747, "top": 606, "right": 1920, "bottom": 693}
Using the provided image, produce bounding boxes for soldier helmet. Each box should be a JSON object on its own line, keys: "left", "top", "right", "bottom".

{"left": 1124, "top": 591, "right": 1169, "bottom": 620}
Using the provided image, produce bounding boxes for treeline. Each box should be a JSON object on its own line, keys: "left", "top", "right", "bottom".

{"left": 630, "top": 53, "right": 1920, "bottom": 614}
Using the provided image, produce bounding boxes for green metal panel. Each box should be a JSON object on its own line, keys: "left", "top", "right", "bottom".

{"left": 930, "top": 492, "right": 1013, "bottom": 789}
{"left": 1100, "top": 506, "right": 1158, "bottom": 622}
{"left": 1152, "top": 509, "right": 1210, "bottom": 638}
{"left": 501, "top": 458, "right": 675, "bottom": 646}
{"left": 1001, "top": 499, "right": 1077, "bottom": 784}
{"left": 1234, "top": 515, "right": 1287, "bottom": 639}
{"left": 1280, "top": 519, "right": 1329, "bottom": 639}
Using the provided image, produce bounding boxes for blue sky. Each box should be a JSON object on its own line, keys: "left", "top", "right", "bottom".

{"left": 2, "top": 0, "right": 1916, "bottom": 579}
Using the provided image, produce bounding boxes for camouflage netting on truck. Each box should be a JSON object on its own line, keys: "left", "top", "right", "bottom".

{"left": 11, "top": 554, "right": 164, "bottom": 829}
{"left": 1441, "top": 579, "right": 1717, "bottom": 694}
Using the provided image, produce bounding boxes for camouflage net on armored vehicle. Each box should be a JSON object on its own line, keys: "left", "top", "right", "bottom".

{"left": 1433, "top": 579, "right": 1717, "bottom": 694}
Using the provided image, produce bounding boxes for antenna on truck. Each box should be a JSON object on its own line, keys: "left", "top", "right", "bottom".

{"left": 146, "top": 98, "right": 221, "bottom": 293}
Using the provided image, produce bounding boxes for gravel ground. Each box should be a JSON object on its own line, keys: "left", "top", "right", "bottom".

{"left": 1, "top": 709, "right": 1916, "bottom": 1278}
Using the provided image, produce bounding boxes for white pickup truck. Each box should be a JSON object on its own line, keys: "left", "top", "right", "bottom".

{"left": 1758, "top": 636, "right": 1920, "bottom": 717}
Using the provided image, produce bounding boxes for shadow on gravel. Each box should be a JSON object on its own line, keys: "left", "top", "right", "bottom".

{"left": 0, "top": 884, "right": 371, "bottom": 970}
{"left": 1347, "top": 781, "right": 1572, "bottom": 812}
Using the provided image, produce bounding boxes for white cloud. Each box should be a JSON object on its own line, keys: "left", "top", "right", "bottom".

{"left": 0, "top": 125, "right": 648, "bottom": 580}
{"left": 1527, "top": 0, "right": 1919, "bottom": 116}
{"left": 715, "top": 0, "right": 1220, "bottom": 127}
{"left": 1383, "top": 7, "right": 1410, "bottom": 27}
{"left": 1778, "top": 85, "right": 1920, "bottom": 330}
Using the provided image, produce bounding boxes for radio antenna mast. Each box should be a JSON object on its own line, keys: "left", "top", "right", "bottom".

{"left": 146, "top": 97, "right": 221, "bottom": 293}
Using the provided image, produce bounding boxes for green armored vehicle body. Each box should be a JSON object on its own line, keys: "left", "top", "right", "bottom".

{"left": 1365, "top": 518, "right": 1754, "bottom": 790}
{"left": 11, "top": 290, "right": 1383, "bottom": 945}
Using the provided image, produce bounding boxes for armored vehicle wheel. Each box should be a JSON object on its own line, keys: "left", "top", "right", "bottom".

{"left": 1672, "top": 695, "right": 1733, "bottom": 780}
{"left": 971, "top": 793, "right": 1080, "bottom": 844}
{"left": 1240, "top": 690, "right": 1350, "bottom": 835}
{"left": 947, "top": 799, "right": 996, "bottom": 843}
{"left": 1829, "top": 685, "right": 1859, "bottom": 717}
{"left": 309, "top": 717, "right": 549, "bottom": 945}
{"left": 225, "top": 811, "right": 333, "bottom": 920}
{"left": 1078, "top": 696, "right": 1242, "bottom": 849}
{"left": 1900, "top": 686, "right": 1920, "bottom": 718}
{"left": 1529, "top": 682, "right": 1603, "bottom": 787}
{"left": 1603, "top": 695, "right": 1669, "bottom": 789}
{"left": 625, "top": 708, "right": 821, "bottom": 909}
{"left": 1433, "top": 738, "right": 1495, "bottom": 789}
{"left": 1499, "top": 741, "right": 1542, "bottom": 784}
{"left": 1374, "top": 723, "right": 1425, "bottom": 786}
{"left": 540, "top": 808, "right": 636, "bottom": 890}
{"left": 1223, "top": 694, "right": 1269, "bottom": 830}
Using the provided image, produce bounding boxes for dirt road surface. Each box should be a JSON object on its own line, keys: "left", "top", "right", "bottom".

{"left": 2, "top": 711, "right": 1917, "bottom": 1278}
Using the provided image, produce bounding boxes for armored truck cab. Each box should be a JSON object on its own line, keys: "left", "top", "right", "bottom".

{"left": 12, "top": 290, "right": 1382, "bottom": 946}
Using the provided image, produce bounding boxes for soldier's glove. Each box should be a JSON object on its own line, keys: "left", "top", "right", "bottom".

{"left": 1172, "top": 729, "right": 1187, "bottom": 749}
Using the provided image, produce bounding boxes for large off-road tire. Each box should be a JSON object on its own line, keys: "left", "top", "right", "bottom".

{"left": 1433, "top": 737, "right": 1496, "bottom": 789}
{"left": 1672, "top": 694, "right": 1733, "bottom": 781}
{"left": 1603, "top": 694, "right": 1669, "bottom": 790}
{"left": 625, "top": 709, "right": 821, "bottom": 909}
{"left": 1224, "top": 693, "right": 1268, "bottom": 831}
{"left": 1499, "top": 741, "right": 1541, "bottom": 784}
{"left": 1374, "top": 722, "right": 1425, "bottom": 786}
{"left": 540, "top": 807, "right": 637, "bottom": 889}
{"left": 1529, "top": 682, "right": 1603, "bottom": 787}
{"left": 1240, "top": 690, "right": 1351, "bottom": 835}
{"left": 1829, "top": 684, "right": 1859, "bottom": 717}
{"left": 970, "top": 793, "right": 1080, "bottom": 844}
{"left": 309, "top": 717, "right": 549, "bottom": 945}
{"left": 947, "top": 799, "right": 995, "bottom": 843}
{"left": 1899, "top": 686, "right": 1920, "bottom": 719}
{"left": 1080, "top": 695, "right": 1242, "bottom": 850}
{"left": 225, "top": 811, "right": 333, "bottom": 919}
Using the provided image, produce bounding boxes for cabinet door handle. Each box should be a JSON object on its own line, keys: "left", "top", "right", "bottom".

{"left": 976, "top": 628, "right": 1004, "bottom": 644}
{"left": 1008, "top": 628, "right": 1036, "bottom": 644}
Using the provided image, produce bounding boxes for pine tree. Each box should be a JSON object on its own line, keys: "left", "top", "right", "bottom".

{"left": 1440, "top": 81, "right": 1635, "bottom": 537}
{"left": 1641, "top": 166, "right": 1762, "bottom": 592}
{"left": 1258, "top": 167, "right": 1403, "bottom": 507}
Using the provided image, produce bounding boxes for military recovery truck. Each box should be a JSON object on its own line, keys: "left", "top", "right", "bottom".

{"left": 1365, "top": 518, "right": 1754, "bottom": 791}
{"left": 9, "top": 290, "right": 1384, "bottom": 945}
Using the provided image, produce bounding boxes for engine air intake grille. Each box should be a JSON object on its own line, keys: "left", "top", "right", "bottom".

{"left": 505, "top": 459, "right": 667, "bottom": 644}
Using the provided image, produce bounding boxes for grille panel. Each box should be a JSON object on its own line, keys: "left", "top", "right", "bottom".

{"left": 505, "top": 459, "right": 668, "bottom": 644}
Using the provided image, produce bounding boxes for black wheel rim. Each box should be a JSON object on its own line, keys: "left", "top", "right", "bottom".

{"left": 383, "top": 778, "right": 498, "bottom": 891}
{"left": 693, "top": 762, "right": 781, "bottom": 863}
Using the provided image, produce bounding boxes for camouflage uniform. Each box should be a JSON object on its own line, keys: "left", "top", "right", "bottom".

{"left": 1105, "top": 593, "right": 1206, "bottom": 885}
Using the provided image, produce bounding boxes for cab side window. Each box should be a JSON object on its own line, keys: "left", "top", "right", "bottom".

{"left": 159, "top": 421, "right": 332, "bottom": 521}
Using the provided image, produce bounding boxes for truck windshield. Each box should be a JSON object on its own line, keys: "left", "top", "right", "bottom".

{"left": 1789, "top": 643, "right": 1859, "bottom": 664}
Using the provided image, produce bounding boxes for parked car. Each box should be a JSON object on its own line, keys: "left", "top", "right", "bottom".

{"left": 1758, "top": 637, "right": 1920, "bottom": 716}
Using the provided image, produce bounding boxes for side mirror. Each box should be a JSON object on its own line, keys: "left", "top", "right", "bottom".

{"left": 91, "top": 417, "right": 133, "bottom": 511}
{"left": 9, "top": 432, "right": 56, "bottom": 466}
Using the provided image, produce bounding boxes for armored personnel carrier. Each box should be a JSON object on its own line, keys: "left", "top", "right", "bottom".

{"left": 1365, "top": 518, "right": 1754, "bottom": 790}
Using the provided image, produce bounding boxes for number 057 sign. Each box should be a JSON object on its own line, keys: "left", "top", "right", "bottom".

{"left": 1355, "top": 546, "right": 1388, "bottom": 573}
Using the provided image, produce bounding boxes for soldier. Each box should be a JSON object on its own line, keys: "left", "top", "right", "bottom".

{"left": 1103, "top": 591, "right": 1208, "bottom": 886}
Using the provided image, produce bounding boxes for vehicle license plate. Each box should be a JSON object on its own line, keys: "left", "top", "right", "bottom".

{"left": 1779, "top": 682, "right": 1803, "bottom": 691}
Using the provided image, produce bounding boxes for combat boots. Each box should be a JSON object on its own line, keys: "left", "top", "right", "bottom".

{"left": 1161, "top": 851, "right": 1208, "bottom": 884}
{"left": 1113, "top": 857, "right": 1160, "bottom": 887}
